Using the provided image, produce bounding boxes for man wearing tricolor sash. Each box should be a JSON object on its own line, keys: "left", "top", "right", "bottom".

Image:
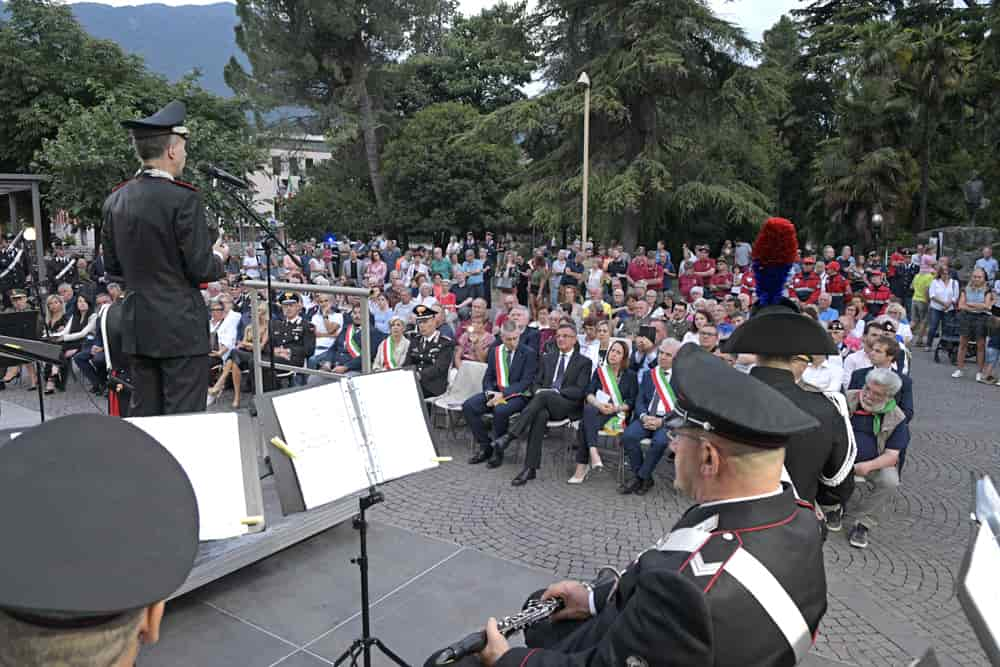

{"left": 620, "top": 338, "right": 682, "bottom": 495}
{"left": 465, "top": 320, "right": 537, "bottom": 465}
{"left": 324, "top": 303, "right": 383, "bottom": 375}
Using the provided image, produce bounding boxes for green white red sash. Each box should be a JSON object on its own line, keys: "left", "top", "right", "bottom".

{"left": 651, "top": 367, "right": 677, "bottom": 414}
{"left": 495, "top": 345, "right": 511, "bottom": 392}
{"left": 381, "top": 337, "right": 400, "bottom": 369}
{"left": 597, "top": 363, "right": 625, "bottom": 433}
{"left": 346, "top": 324, "right": 361, "bottom": 358}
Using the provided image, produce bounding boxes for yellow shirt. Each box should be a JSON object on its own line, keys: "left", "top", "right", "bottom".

{"left": 912, "top": 272, "right": 933, "bottom": 303}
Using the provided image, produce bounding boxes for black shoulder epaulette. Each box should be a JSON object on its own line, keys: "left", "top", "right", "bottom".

{"left": 172, "top": 179, "right": 199, "bottom": 192}
{"left": 111, "top": 179, "right": 130, "bottom": 193}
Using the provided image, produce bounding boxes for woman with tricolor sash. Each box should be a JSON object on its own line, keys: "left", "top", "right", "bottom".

{"left": 374, "top": 316, "right": 410, "bottom": 371}
{"left": 569, "top": 339, "right": 637, "bottom": 484}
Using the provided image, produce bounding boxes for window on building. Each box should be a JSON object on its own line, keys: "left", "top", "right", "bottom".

{"left": 289, "top": 158, "right": 300, "bottom": 176}
{"left": 305, "top": 158, "right": 314, "bottom": 173}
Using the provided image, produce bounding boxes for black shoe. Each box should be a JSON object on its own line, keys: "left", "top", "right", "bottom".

{"left": 634, "top": 478, "right": 655, "bottom": 496}
{"left": 619, "top": 478, "right": 643, "bottom": 495}
{"left": 848, "top": 522, "right": 869, "bottom": 549}
{"left": 0, "top": 381, "right": 5, "bottom": 391}
{"left": 825, "top": 507, "right": 843, "bottom": 532}
{"left": 491, "top": 433, "right": 513, "bottom": 452}
{"left": 468, "top": 448, "right": 493, "bottom": 465}
{"left": 511, "top": 468, "right": 536, "bottom": 486}
{"left": 487, "top": 449, "right": 505, "bottom": 469}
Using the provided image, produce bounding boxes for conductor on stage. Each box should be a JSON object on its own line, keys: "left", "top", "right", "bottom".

{"left": 0, "top": 415, "right": 199, "bottom": 666}
{"left": 102, "top": 100, "right": 229, "bottom": 415}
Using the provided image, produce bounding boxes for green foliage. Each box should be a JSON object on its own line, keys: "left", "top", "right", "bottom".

{"left": 281, "top": 152, "right": 380, "bottom": 240}
{"left": 383, "top": 102, "right": 522, "bottom": 237}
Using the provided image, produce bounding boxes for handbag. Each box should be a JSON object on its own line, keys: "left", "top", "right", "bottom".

{"left": 496, "top": 274, "right": 515, "bottom": 290}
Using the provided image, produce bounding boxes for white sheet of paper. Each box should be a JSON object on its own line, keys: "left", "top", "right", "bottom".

{"left": 595, "top": 390, "right": 611, "bottom": 404}
{"left": 350, "top": 370, "right": 438, "bottom": 483}
{"left": 127, "top": 413, "right": 249, "bottom": 541}
{"left": 271, "top": 382, "right": 371, "bottom": 509}
{"left": 963, "top": 522, "right": 1000, "bottom": 645}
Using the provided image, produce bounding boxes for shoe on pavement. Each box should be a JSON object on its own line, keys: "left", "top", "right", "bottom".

{"left": 848, "top": 522, "right": 869, "bottom": 549}
{"left": 468, "top": 448, "right": 493, "bottom": 465}
{"left": 976, "top": 372, "right": 984, "bottom": 382}
{"left": 486, "top": 449, "right": 505, "bottom": 469}
{"left": 511, "top": 467, "right": 536, "bottom": 486}
{"left": 634, "top": 478, "right": 655, "bottom": 496}
{"left": 490, "top": 433, "right": 512, "bottom": 452}
{"left": 952, "top": 369, "right": 963, "bottom": 379}
{"left": 619, "top": 478, "right": 643, "bottom": 495}
{"left": 825, "top": 507, "right": 843, "bottom": 532}
{"left": 567, "top": 466, "right": 590, "bottom": 484}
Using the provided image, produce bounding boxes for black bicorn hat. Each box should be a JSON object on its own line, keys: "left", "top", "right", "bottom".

{"left": 413, "top": 304, "right": 439, "bottom": 320}
{"left": 722, "top": 304, "right": 837, "bottom": 356}
{"left": 278, "top": 290, "right": 301, "bottom": 304}
{"left": 666, "top": 345, "right": 819, "bottom": 448}
{"left": 0, "top": 415, "right": 199, "bottom": 626}
{"left": 121, "top": 100, "right": 189, "bottom": 139}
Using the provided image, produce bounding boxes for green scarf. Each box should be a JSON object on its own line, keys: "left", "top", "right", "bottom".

{"left": 870, "top": 398, "right": 898, "bottom": 433}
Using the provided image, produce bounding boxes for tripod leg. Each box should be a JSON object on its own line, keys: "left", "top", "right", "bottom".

{"left": 372, "top": 638, "right": 411, "bottom": 667}
{"left": 333, "top": 640, "right": 364, "bottom": 667}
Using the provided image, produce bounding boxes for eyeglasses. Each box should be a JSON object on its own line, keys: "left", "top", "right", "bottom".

{"left": 211, "top": 307, "right": 224, "bottom": 312}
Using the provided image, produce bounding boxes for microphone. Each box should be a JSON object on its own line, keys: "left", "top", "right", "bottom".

{"left": 199, "top": 163, "right": 250, "bottom": 190}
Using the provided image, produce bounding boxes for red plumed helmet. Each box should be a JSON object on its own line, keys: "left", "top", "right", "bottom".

{"left": 751, "top": 217, "right": 799, "bottom": 267}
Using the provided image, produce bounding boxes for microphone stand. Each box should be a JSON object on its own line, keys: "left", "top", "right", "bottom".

{"left": 208, "top": 182, "right": 303, "bottom": 385}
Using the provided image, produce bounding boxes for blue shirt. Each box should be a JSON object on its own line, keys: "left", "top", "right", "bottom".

{"left": 462, "top": 259, "right": 485, "bottom": 285}
{"left": 818, "top": 308, "right": 840, "bottom": 322}
{"left": 851, "top": 412, "right": 909, "bottom": 462}
{"left": 975, "top": 256, "right": 999, "bottom": 281}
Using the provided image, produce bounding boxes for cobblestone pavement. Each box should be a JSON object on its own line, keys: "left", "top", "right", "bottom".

{"left": 3, "top": 349, "right": 995, "bottom": 665}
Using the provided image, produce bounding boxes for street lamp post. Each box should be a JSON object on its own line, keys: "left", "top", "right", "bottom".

{"left": 577, "top": 71, "right": 591, "bottom": 252}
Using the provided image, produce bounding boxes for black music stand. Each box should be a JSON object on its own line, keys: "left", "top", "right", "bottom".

{"left": 0, "top": 333, "right": 63, "bottom": 423}
{"left": 333, "top": 487, "right": 409, "bottom": 667}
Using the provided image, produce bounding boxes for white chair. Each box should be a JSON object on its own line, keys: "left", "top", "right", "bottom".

{"left": 431, "top": 361, "right": 487, "bottom": 429}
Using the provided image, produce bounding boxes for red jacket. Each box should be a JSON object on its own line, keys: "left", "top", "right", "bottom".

{"left": 860, "top": 283, "right": 892, "bottom": 318}
{"left": 807, "top": 273, "right": 852, "bottom": 304}
{"left": 708, "top": 272, "right": 733, "bottom": 297}
{"left": 791, "top": 271, "right": 820, "bottom": 301}
{"left": 740, "top": 272, "right": 756, "bottom": 298}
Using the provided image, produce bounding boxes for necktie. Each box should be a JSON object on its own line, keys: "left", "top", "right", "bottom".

{"left": 553, "top": 353, "right": 567, "bottom": 389}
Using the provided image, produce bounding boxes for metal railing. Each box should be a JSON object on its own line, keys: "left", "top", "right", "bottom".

{"left": 244, "top": 280, "right": 373, "bottom": 401}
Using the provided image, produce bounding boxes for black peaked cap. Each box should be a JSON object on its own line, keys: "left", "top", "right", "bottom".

{"left": 666, "top": 344, "right": 819, "bottom": 448}
{"left": 0, "top": 415, "right": 199, "bottom": 623}
{"left": 121, "top": 100, "right": 186, "bottom": 131}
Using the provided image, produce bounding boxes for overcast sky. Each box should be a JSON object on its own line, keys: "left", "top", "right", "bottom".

{"left": 68, "top": 0, "right": 801, "bottom": 43}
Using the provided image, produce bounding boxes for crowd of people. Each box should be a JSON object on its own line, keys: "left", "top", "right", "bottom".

{"left": 9, "top": 216, "right": 1000, "bottom": 550}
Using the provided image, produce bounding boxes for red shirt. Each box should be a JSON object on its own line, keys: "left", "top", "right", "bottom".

{"left": 861, "top": 283, "right": 891, "bottom": 318}
{"left": 708, "top": 271, "right": 732, "bottom": 297}
{"left": 740, "top": 272, "right": 756, "bottom": 298}
{"left": 808, "top": 273, "right": 851, "bottom": 303}
{"left": 692, "top": 258, "right": 716, "bottom": 286}
{"left": 679, "top": 274, "right": 699, "bottom": 302}
{"left": 791, "top": 271, "right": 820, "bottom": 301}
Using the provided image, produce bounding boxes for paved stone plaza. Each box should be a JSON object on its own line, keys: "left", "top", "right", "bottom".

{"left": 2, "top": 349, "right": 995, "bottom": 665}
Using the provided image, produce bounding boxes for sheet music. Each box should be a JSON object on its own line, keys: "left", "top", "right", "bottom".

{"left": 963, "top": 522, "right": 1000, "bottom": 646}
{"left": 271, "top": 382, "right": 371, "bottom": 510}
{"left": 127, "top": 413, "right": 249, "bottom": 541}
{"left": 350, "top": 370, "right": 438, "bottom": 483}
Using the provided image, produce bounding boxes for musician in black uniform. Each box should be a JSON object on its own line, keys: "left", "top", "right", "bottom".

{"left": 405, "top": 304, "right": 455, "bottom": 398}
{"left": 270, "top": 291, "right": 315, "bottom": 386}
{"left": 476, "top": 346, "right": 828, "bottom": 667}
{"left": 0, "top": 233, "right": 25, "bottom": 308}
{"left": 724, "top": 303, "right": 856, "bottom": 523}
{"left": 0, "top": 415, "right": 199, "bottom": 667}
{"left": 46, "top": 240, "right": 77, "bottom": 293}
{"left": 101, "top": 100, "right": 228, "bottom": 416}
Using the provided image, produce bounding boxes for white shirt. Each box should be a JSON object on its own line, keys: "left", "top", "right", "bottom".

{"left": 210, "top": 316, "right": 238, "bottom": 361}
{"left": 311, "top": 310, "right": 343, "bottom": 352}
{"left": 929, "top": 278, "right": 959, "bottom": 311}
{"left": 801, "top": 355, "right": 843, "bottom": 393}
{"left": 841, "top": 349, "right": 871, "bottom": 391}
{"left": 242, "top": 254, "right": 260, "bottom": 278}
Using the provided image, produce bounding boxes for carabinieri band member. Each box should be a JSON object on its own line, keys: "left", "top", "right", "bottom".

{"left": 476, "top": 345, "right": 828, "bottom": 667}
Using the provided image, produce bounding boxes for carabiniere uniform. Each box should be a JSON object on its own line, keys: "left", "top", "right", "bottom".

{"left": 497, "top": 346, "right": 828, "bottom": 667}
{"left": 47, "top": 241, "right": 78, "bottom": 291}
{"left": 405, "top": 305, "right": 454, "bottom": 398}
{"left": 271, "top": 292, "right": 316, "bottom": 368}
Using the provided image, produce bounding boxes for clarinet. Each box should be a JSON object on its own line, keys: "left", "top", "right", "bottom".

{"left": 428, "top": 597, "right": 565, "bottom": 666}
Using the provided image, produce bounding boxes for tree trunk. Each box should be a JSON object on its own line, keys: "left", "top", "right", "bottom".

{"left": 917, "top": 114, "right": 931, "bottom": 233}
{"left": 621, "top": 209, "right": 640, "bottom": 252}
{"left": 853, "top": 208, "right": 872, "bottom": 249}
{"left": 355, "top": 72, "right": 387, "bottom": 216}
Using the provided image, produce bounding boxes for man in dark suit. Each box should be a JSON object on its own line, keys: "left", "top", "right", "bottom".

{"left": 465, "top": 320, "right": 538, "bottom": 465}
{"left": 489, "top": 321, "right": 592, "bottom": 486}
{"left": 473, "top": 346, "right": 827, "bottom": 667}
{"left": 341, "top": 249, "right": 363, "bottom": 286}
{"left": 102, "top": 100, "right": 228, "bottom": 416}
{"left": 323, "top": 302, "right": 382, "bottom": 375}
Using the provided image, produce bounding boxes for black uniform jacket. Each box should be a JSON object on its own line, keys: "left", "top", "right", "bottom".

{"left": 102, "top": 175, "right": 225, "bottom": 358}
{"left": 405, "top": 331, "right": 455, "bottom": 397}
{"left": 502, "top": 486, "right": 827, "bottom": 667}
{"left": 750, "top": 367, "right": 855, "bottom": 507}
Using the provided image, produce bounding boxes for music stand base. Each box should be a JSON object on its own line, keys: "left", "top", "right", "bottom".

{"left": 332, "top": 488, "right": 410, "bottom": 667}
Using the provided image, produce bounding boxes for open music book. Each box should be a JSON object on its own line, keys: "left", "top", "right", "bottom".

{"left": 270, "top": 370, "right": 438, "bottom": 511}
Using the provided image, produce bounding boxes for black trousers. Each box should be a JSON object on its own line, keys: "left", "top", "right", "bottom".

{"left": 129, "top": 354, "right": 210, "bottom": 417}
{"left": 462, "top": 393, "right": 528, "bottom": 447}
{"left": 508, "top": 391, "right": 580, "bottom": 469}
